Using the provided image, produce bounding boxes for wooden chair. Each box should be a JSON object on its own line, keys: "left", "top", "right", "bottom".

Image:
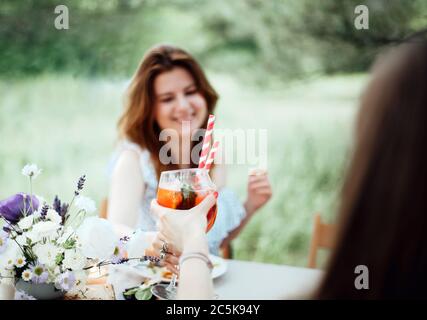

{"left": 99, "top": 198, "right": 233, "bottom": 259}
{"left": 220, "top": 242, "right": 233, "bottom": 260}
{"left": 308, "top": 213, "right": 337, "bottom": 269}
{"left": 99, "top": 198, "right": 108, "bottom": 219}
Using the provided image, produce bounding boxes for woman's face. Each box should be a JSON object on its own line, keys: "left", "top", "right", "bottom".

{"left": 154, "top": 67, "right": 208, "bottom": 136}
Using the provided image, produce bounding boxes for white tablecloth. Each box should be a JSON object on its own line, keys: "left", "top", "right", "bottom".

{"left": 214, "top": 260, "right": 323, "bottom": 300}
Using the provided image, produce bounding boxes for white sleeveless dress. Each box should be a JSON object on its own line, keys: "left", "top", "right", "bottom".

{"left": 108, "top": 140, "right": 247, "bottom": 255}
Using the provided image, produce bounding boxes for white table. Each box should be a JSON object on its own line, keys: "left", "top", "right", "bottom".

{"left": 0, "top": 260, "right": 323, "bottom": 300}
{"left": 213, "top": 260, "right": 323, "bottom": 300}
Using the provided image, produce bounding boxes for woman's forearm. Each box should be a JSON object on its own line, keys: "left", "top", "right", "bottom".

{"left": 108, "top": 150, "right": 144, "bottom": 229}
{"left": 177, "top": 233, "right": 214, "bottom": 300}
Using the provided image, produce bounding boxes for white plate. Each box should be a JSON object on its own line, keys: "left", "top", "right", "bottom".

{"left": 210, "top": 254, "right": 227, "bottom": 280}
{"left": 137, "top": 254, "right": 227, "bottom": 282}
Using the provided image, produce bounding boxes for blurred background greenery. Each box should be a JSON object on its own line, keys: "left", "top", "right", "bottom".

{"left": 1, "top": 0, "right": 426, "bottom": 267}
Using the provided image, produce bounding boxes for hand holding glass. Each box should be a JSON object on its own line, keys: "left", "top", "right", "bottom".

{"left": 151, "top": 168, "right": 217, "bottom": 300}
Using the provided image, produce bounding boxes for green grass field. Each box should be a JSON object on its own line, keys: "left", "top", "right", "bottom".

{"left": 0, "top": 73, "right": 367, "bottom": 267}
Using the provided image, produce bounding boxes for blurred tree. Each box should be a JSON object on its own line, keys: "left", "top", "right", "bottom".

{"left": 195, "top": 0, "right": 427, "bottom": 81}
{"left": 0, "top": 0, "right": 153, "bottom": 76}
{"left": 1, "top": 0, "right": 426, "bottom": 79}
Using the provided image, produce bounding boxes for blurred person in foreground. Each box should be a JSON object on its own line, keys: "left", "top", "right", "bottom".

{"left": 152, "top": 34, "right": 427, "bottom": 299}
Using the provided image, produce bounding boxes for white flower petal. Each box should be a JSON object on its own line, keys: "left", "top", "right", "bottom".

{"left": 31, "top": 221, "right": 61, "bottom": 240}
{"left": 33, "top": 242, "right": 61, "bottom": 267}
{"left": 0, "top": 240, "right": 20, "bottom": 269}
{"left": 22, "top": 269, "right": 32, "bottom": 281}
{"left": 57, "top": 227, "right": 75, "bottom": 244}
{"left": 76, "top": 217, "right": 117, "bottom": 260}
{"left": 74, "top": 196, "right": 96, "bottom": 213}
{"left": 17, "top": 215, "right": 34, "bottom": 230}
{"left": 46, "top": 209, "right": 62, "bottom": 224}
{"left": 21, "top": 164, "right": 42, "bottom": 179}
{"left": 15, "top": 234, "right": 27, "bottom": 246}
{"left": 126, "top": 230, "right": 151, "bottom": 259}
{"left": 63, "top": 249, "right": 86, "bottom": 270}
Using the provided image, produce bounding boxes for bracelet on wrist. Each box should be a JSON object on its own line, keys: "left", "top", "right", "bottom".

{"left": 179, "top": 252, "right": 213, "bottom": 272}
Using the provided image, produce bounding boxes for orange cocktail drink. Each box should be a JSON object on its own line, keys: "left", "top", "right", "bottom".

{"left": 157, "top": 168, "right": 218, "bottom": 232}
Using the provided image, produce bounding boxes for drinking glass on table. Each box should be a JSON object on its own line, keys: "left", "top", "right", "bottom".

{"left": 151, "top": 168, "right": 217, "bottom": 300}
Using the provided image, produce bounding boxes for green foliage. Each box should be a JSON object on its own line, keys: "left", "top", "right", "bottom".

{"left": 0, "top": 0, "right": 162, "bottom": 76}
{"left": 123, "top": 285, "right": 153, "bottom": 300}
{"left": 135, "top": 288, "right": 152, "bottom": 300}
{"left": 1, "top": 0, "right": 426, "bottom": 80}
{"left": 63, "top": 238, "right": 76, "bottom": 250}
{"left": 55, "top": 252, "right": 64, "bottom": 265}
{"left": 196, "top": 0, "right": 427, "bottom": 81}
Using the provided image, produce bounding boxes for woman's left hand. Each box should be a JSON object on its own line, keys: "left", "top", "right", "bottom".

{"left": 150, "top": 232, "right": 181, "bottom": 275}
{"left": 150, "top": 195, "right": 216, "bottom": 275}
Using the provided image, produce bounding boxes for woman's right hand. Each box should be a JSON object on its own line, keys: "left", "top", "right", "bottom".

{"left": 150, "top": 194, "right": 217, "bottom": 254}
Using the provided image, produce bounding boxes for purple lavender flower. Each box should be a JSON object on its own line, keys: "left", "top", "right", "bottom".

{"left": 3, "top": 226, "right": 11, "bottom": 233}
{"left": 31, "top": 264, "right": 49, "bottom": 284}
{"left": 142, "top": 255, "right": 161, "bottom": 264}
{"left": 53, "top": 196, "right": 69, "bottom": 224}
{"left": 74, "top": 175, "right": 86, "bottom": 196}
{"left": 0, "top": 230, "right": 9, "bottom": 254}
{"left": 55, "top": 271, "right": 76, "bottom": 291}
{"left": 39, "top": 204, "right": 49, "bottom": 220}
{"left": 52, "top": 195, "right": 61, "bottom": 213}
{"left": 120, "top": 235, "right": 130, "bottom": 242}
{"left": 0, "top": 193, "right": 39, "bottom": 224}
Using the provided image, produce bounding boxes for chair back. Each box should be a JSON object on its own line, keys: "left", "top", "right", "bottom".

{"left": 308, "top": 213, "right": 336, "bottom": 268}
{"left": 99, "top": 198, "right": 108, "bottom": 219}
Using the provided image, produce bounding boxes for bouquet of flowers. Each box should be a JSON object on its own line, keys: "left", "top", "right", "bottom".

{"left": 0, "top": 164, "right": 158, "bottom": 300}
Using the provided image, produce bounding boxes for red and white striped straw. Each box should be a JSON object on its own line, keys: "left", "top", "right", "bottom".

{"left": 205, "top": 140, "right": 220, "bottom": 172}
{"left": 198, "top": 114, "right": 215, "bottom": 169}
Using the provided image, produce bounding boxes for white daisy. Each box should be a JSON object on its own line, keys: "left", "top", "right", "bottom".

{"left": 21, "top": 164, "right": 42, "bottom": 179}
{"left": 15, "top": 256, "right": 26, "bottom": 268}
{"left": 21, "top": 269, "right": 32, "bottom": 282}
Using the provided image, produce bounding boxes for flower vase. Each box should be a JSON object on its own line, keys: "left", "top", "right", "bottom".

{"left": 15, "top": 279, "right": 65, "bottom": 300}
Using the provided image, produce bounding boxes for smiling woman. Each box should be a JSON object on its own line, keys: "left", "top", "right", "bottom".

{"left": 106, "top": 44, "right": 272, "bottom": 261}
